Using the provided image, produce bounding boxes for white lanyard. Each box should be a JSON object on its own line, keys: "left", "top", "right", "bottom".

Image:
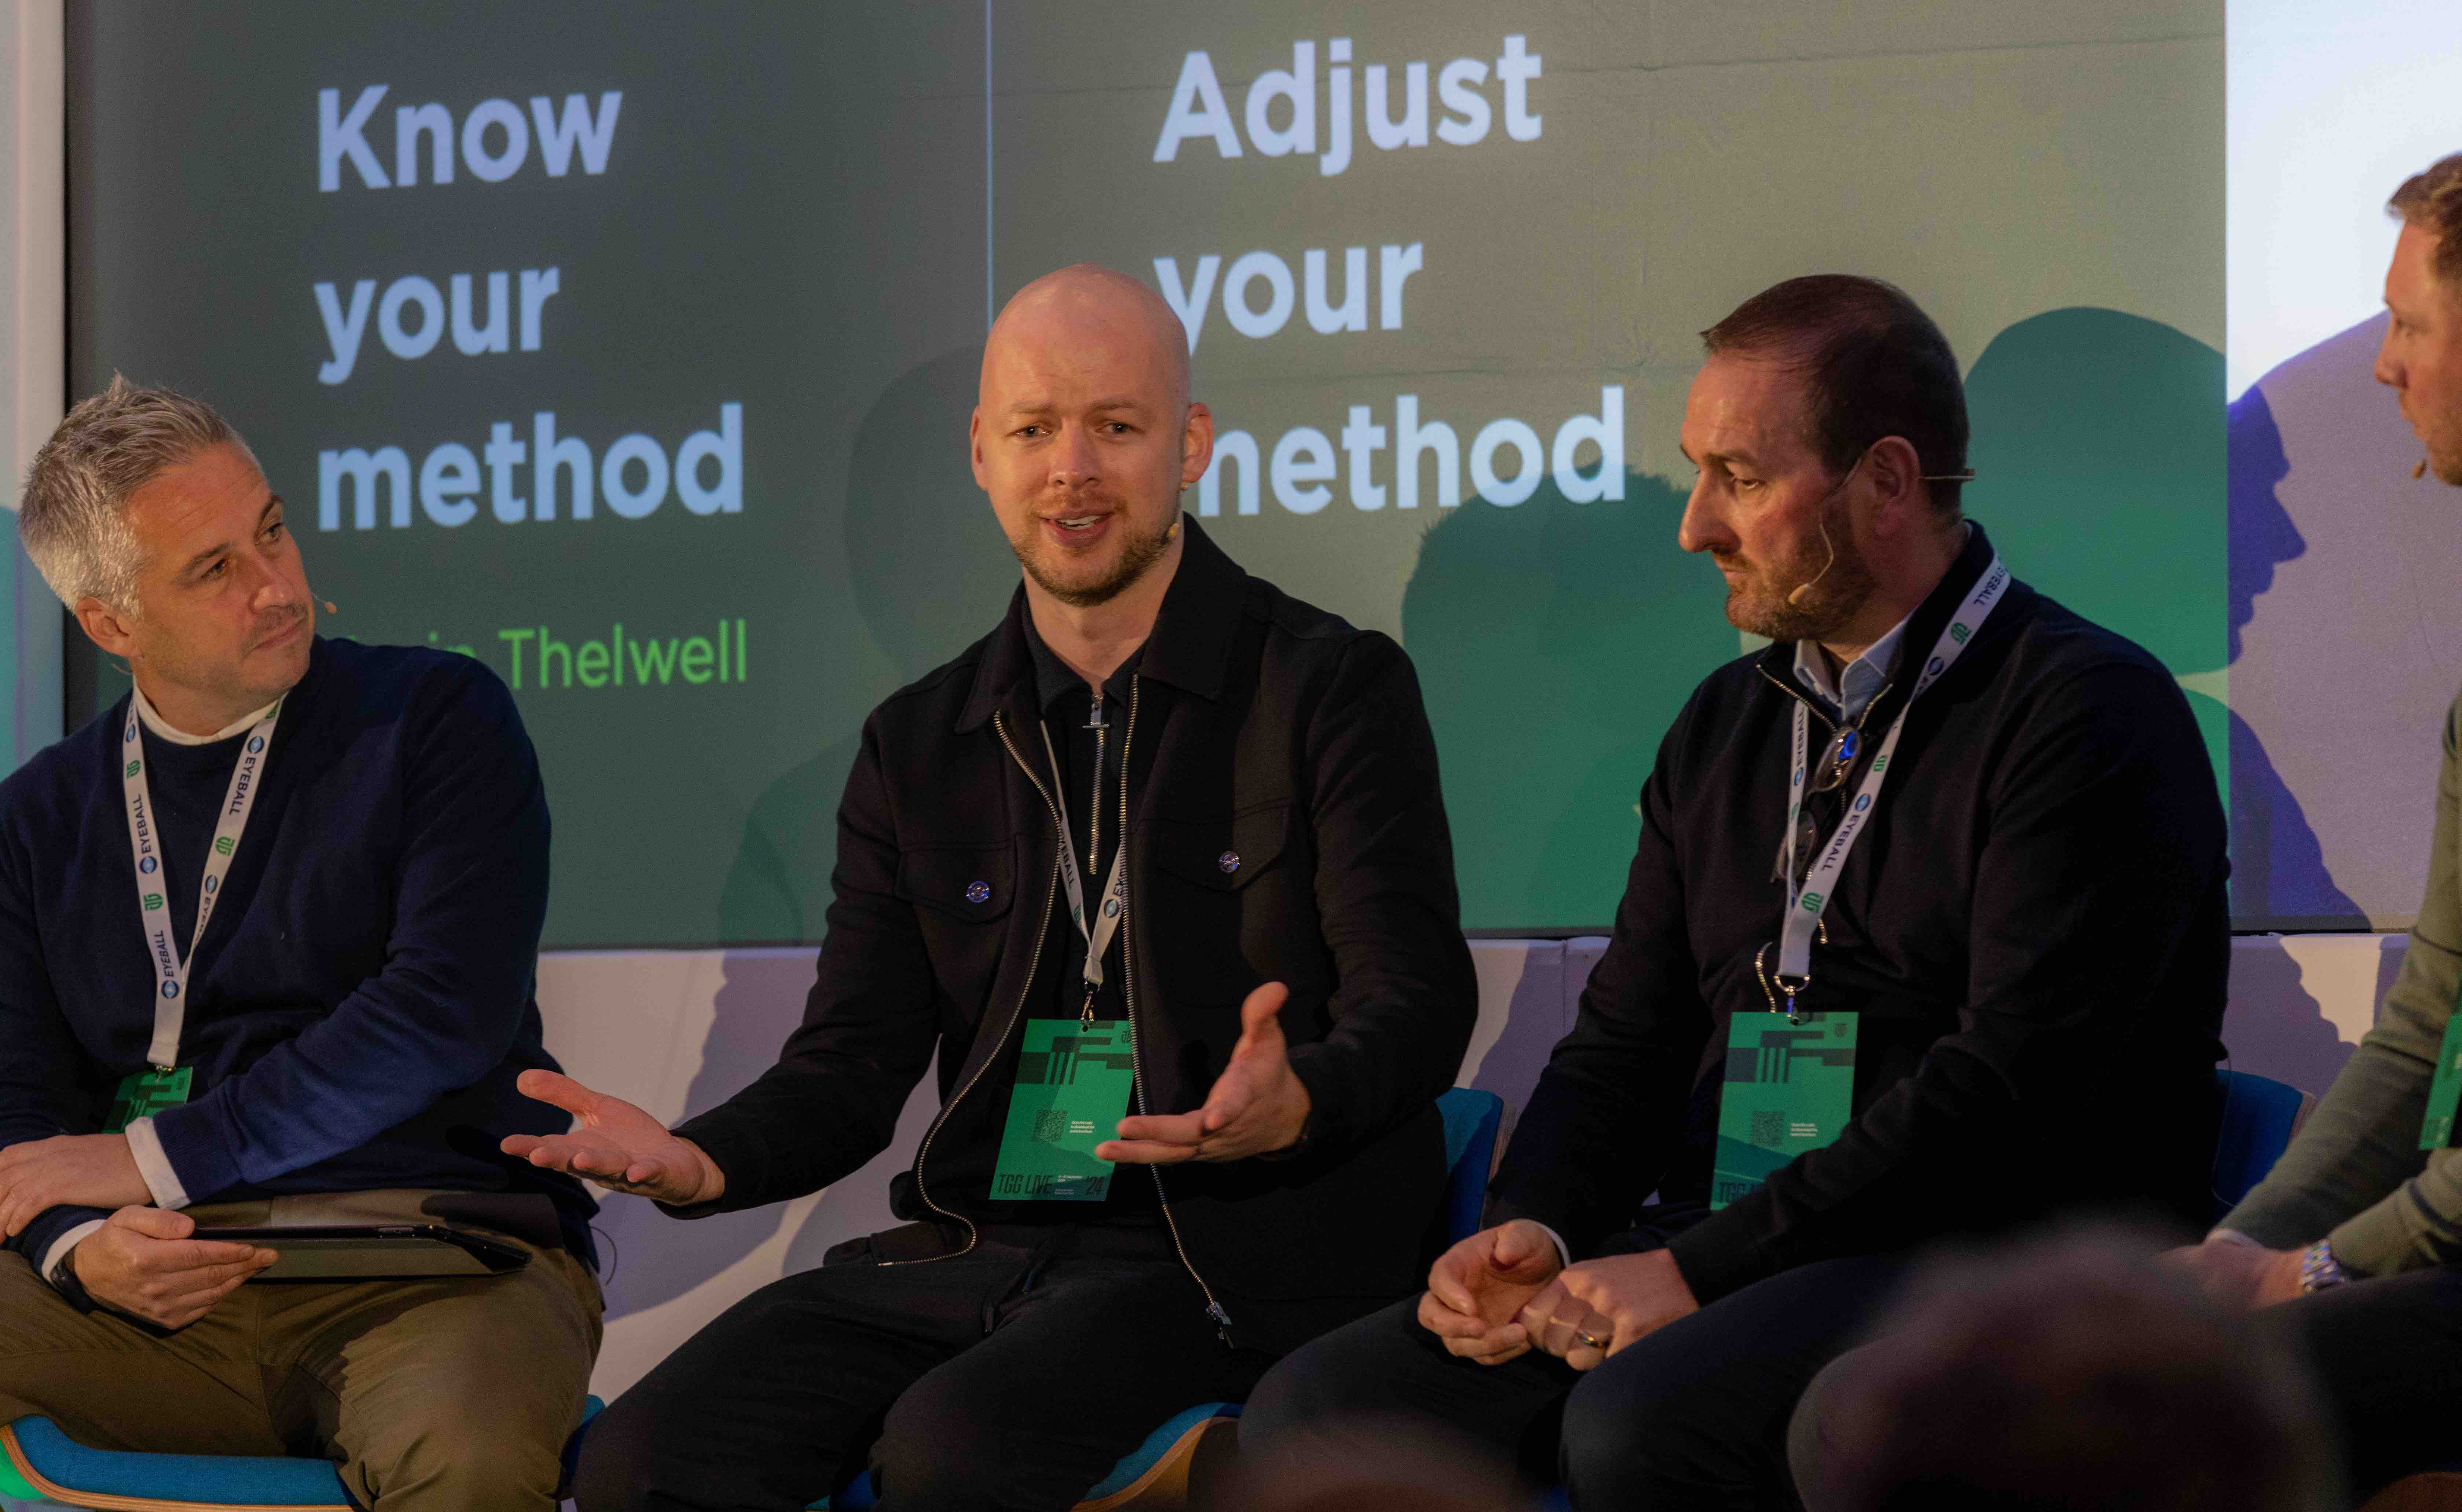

{"left": 1039, "top": 722, "right": 1127, "bottom": 1017}
{"left": 1776, "top": 556, "right": 2010, "bottom": 992}
{"left": 122, "top": 699, "right": 282, "bottom": 1069}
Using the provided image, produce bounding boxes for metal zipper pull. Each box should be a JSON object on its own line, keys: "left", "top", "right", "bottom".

{"left": 1089, "top": 713, "right": 1105, "bottom": 918}
{"left": 1086, "top": 704, "right": 1106, "bottom": 1030}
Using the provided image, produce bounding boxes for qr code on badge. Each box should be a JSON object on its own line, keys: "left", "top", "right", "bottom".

{"left": 1750, "top": 1109, "right": 1786, "bottom": 1148}
{"left": 1033, "top": 1109, "right": 1070, "bottom": 1144}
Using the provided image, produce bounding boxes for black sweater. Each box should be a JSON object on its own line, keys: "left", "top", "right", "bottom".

{"left": 0, "top": 638, "right": 594, "bottom": 1267}
{"left": 1489, "top": 524, "right": 2230, "bottom": 1301}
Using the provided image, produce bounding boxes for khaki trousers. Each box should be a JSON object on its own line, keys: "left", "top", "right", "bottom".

{"left": 0, "top": 1189, "right": 601, "bottom": 1512}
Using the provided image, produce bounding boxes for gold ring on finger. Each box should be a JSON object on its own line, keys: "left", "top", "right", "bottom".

{"left": 1575, "top": 1329, "right": 1610, "bottom": 1350}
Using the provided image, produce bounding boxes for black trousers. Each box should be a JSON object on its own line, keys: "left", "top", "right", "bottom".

{"left": 573, "top": 1222, "right": 1275, "bottom": 1512}
{"left": 1240, "top": 1244, "right": 1908, "bottom": 1511}
{"left": 2270, "top": 1263, "right": 2462, "bottom": 1500}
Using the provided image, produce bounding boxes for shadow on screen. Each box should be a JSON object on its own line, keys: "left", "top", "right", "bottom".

{"left": 2220, "top": 936, "right": 2396, "bottom": 1096}
{"left": 1399, "top": 468, "right": 1733, "bottom": 930}
{"left": 1970, "top": 308, "right": 2362, "bottom": 1067}
{"left": 2223, "top": 386, "right": 2361, "bottom": 928}
{"left": 1461, "top": 946, "right": 1577, "bottom": 1120}
{"left": 715, "top": 344, "right": 1020, "bottom": 946}
{"left": 845, "top": 345, "right": 1024, "bottom": 678}
{"left": 595, "top": 348, "right": 1017, "bottom": 1316}
{"left": 1964, "top": 307, "right": 2351, "bottom": 919}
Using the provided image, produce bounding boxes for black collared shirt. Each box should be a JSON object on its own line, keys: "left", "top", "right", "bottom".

{"left": 1022, "top": 617, "right": 1143, "bottom": 1028}
{"left": 1012, "top": 614, "right": 1156, "bottom": 1221}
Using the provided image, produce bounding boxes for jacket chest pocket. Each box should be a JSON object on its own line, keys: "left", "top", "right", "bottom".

{"left": 1141, "top": 803, "right": 1298, "bottom": 1008}
{"left": 896, "top": 844, "right": 1019, "bottom": 1005}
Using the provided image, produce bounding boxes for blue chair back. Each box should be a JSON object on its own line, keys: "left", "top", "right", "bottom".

{"left": 2212, "top": 1068, "right": 2310, "bottom": 1221}
{"left": 1437, "top": 1087, "right": 1505, "bottom": 1245}
{"left": 0, "top": 1394, "right": 605, "bottom": 1511}
{"left": 1, "top": 1414, "right": 356, "bottom": 1508}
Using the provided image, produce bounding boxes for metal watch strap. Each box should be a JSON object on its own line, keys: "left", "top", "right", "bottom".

{"left": 2298, "top": 1238, "right": 2349, "bottom": 1293}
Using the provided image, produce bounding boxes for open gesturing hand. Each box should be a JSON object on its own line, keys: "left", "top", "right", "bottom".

{"left": 1099, "top": 982, "right": 1312, "bottom": 1164}
{"left": 1417, "top": 1219, "right": 1566, "bottom": 1364}
{"left": 502, "top": 1069, "right": 726, "bottom": 1206}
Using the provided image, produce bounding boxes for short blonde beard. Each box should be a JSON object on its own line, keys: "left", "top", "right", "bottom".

{"left": 1011, "top": 506, "right": 1180, "bottom": 608}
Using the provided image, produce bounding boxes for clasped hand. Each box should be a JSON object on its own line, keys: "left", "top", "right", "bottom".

{"left": 0, "top": 1135, "right": 275, "bottom": 1329}
{"left": 1419, "top": 1219, "right": 1700, "bottom": 1371}
{"left": 0, "top": 1133, "right": 152, "bottom": 1239}
{"left": 1096, "top": 982, "right": 1310, "bottom": 1164}
{"left": 2157, "top": 1233, "right": 2306, "bottom": 1310}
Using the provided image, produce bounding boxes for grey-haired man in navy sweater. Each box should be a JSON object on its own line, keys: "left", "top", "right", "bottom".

{"left": 0, "top": 379, "right": 599, "bottom": 1511}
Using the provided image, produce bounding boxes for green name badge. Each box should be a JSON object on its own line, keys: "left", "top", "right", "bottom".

{"left": 991, "top": 1019, "right": 1138, "bottom": 1201}
{"left": 1713, "top": 1012, "right": 1857, "bottom": 1210}
{"left": 104, "top": 1065, "right": 193, "bottom": 1135}
{"left": 2421, "top": 1010, "right": 2462, "bottom": 1150}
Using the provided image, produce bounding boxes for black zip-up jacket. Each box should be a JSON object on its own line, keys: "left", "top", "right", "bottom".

{"left": 671, "top": 518, "right": 1478, "bottom": 1352}
{"left": 1489, "top": 522, "right": 2230, "bottom": 1302}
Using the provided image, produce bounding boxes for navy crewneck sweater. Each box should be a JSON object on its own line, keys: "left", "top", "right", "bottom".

{"left": 0, "top": 637, "right": 593, "bottom": 1269}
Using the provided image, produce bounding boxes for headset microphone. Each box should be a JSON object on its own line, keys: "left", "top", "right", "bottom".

{"left": 1787, "top": 518, "right": 1837, "bottom": 608}
{"left": 1783, "top": 464, "right": 1979, "bottom": 606}
{"left": 320, "top": 599, "right": 338, "bottom": 614}
{"left": 1782, "top": 460, "right": 1979, "bottom": 608}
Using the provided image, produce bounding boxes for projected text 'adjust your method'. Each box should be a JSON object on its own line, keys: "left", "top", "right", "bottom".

{"left": 1150, "top": 35, "right": 1627, "bottom": 518}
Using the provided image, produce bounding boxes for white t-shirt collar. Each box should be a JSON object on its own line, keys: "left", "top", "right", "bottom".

{"left": 130, "top": 684, "right": 282, "bottom": 746}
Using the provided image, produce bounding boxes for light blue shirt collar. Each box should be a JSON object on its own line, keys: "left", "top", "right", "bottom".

{"left": 1792, "top": 610, "right": 1915, "bottom": 725}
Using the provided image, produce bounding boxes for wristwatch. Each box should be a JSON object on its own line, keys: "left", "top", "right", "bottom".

{"left": 2297, "top": 1239, "right": 2349, "bottom": 1294}
{"left": 47, "top": 1244, "right": 98, "bottom": 1313}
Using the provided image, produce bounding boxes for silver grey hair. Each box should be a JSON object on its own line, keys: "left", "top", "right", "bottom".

{"left": 19, "top": 375, "right": 259, "bottom": 614}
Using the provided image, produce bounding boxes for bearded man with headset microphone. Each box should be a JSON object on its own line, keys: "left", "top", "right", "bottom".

{"left": 1240, "top": 274, "right": 2232, "bottom": 1507}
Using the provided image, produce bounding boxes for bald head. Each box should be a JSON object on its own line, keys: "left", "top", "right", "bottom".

{"left": 970, "top": 263, "right": 1214, "bottom": 614}
{"left": 983, "top": 264, "right": 1190, "bottom": 412}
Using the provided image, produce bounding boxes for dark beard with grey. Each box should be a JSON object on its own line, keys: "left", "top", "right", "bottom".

{"left": 1013, "top": 510, "right": 1179, "bottom": 608}
{"left": 1724, "top": 506, "right": 1875, "bottom": 643}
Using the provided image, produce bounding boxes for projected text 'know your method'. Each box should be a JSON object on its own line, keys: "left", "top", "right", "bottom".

{"left": 308, "top": 83, "right": 750, "bottom": 536}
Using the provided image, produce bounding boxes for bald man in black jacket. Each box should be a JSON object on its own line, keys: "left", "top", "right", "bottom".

{"left": 514, "top": 265, "right": 1478, "bottom": 1512}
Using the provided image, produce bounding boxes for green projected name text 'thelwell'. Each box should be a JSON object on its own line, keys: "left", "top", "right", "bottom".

{"left": 493, "top": 620, "right": 748, "bottom": 690}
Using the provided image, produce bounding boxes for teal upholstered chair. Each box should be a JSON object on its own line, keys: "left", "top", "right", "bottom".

{"left": 2212, "top": 1068, "right": 2313, "bottom": 1219}
{"left": 0, "top": 1092, "right": 1511, "bottom": 1512}
{"left": 0, "top": 1397, "right": 602, "bottom": 1511}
